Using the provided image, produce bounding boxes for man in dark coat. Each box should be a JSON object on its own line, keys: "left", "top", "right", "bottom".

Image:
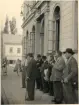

{"left": 63, "top": 48, "right": 78, "bottom": 104}
{"left": 47, "top": 54, "right": 55, "bottom": 96}
{"left": 36, "top": 54, "right": 43, "bottom": 90}
{"left": 40, "top": 56, "right": 49, "bottom": 93}
{"left": 50, "top": 51, "right": 65, "bottom": 104}
{"left": 25, "top": 53, "right": 37, "bottom": 101}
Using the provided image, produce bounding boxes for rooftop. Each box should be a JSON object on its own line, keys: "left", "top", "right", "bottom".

{"left": 3, "top": 34, "right": 22, "bottom": 44}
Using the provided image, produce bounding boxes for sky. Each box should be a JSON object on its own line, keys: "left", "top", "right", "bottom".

{"left": 0, "top": 0, "right": 24, "bottom": 35}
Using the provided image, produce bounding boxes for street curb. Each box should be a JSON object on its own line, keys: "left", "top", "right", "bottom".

{"left": 1, "top": 85, "right": 9, "bottom": 104}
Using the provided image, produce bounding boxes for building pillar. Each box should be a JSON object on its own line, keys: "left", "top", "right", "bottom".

{"left": 47, "top": 20, "right": 53, "bottom": 54}
{"left": 73, "top": 1, "right": 78, "bottom": 52}
{"left": 44, "top": 10, "right": 49, "bottom": 56}
{"left": 35, "top": 21, "right": 41, "bottom": 57}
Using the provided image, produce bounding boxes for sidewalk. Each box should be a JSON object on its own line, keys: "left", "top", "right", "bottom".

{"left": 1, "top": 66, "right": 53, "bottom": 104}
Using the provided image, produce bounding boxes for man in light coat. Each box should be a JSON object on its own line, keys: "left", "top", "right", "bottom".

{"left": 63, "top": 48, "right": 78, "bottom": 104}
{"left": 50, "top": 51, "right": 65, "bottom": 104}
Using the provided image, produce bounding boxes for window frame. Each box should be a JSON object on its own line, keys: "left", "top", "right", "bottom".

{"left": 17, "top": 48, "right": 21, "bottom": 54}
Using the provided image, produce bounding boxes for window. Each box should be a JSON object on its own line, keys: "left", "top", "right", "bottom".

{"left": 9, "top": 47, "right": 13, "bottom": 53}
{"left": 52, "top": 6, "right": 60, "bottom": 51}
{"left": 9, "top": 60, "right": 13, "bottom": 64}
{"left": 17, "top": 48, "right": 21, "bottom": 53}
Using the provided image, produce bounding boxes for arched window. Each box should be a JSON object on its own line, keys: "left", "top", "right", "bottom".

{"left": 23, "top": 36, "right": 26, "bottom": 55}
{"left": 26, "top": 30, "right": 29, "bottom": 54}
{"left": 40, "top": 18, "right": 44, "bottom": 55}
{"left": 53, "top": 6, "right": 60, "bottom": 51}
{"left": 30, "top": 25, "right": 35, "bottom": 53}
{"left": 26, "top": 30, "right": 28, "bottom": 39}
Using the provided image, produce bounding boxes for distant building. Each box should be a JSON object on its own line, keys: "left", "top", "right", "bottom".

{"left": 22, "top": 1, "right": 78, "bottom": 58}
{"left": 3, "top": 34, "right": 22, "bottom": 64}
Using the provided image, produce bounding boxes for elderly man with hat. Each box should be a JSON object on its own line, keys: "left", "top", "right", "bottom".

{"left": 63, "top": 48, "right": 78, "bottom": 104}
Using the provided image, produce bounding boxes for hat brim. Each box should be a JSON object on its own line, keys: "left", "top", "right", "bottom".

{"left": 63, "top": 51, "right": 66, "bottom": 54}
{"left": 63, "top": 51, "right": 75, "bottom": 55}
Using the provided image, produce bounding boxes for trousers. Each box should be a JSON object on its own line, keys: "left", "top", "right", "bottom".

{"left": 49, "top": 81, "right": 54, "bottom": 96}
{"left": 63, "top": 82, "right": 78, "bottom": 104}
{"left": 53, "top": 81, "right": 63, "bottom": 103}
{"left": 26, "top": 79, "right": 35, "bottom": 100}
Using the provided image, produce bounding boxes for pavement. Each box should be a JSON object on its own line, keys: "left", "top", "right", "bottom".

{"left": 1, "top": 66, "right": 53, "bottom": 104}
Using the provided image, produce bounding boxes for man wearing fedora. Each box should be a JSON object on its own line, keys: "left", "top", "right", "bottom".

{"left": 63, "top": 48, "right": 78, "bottom": 104}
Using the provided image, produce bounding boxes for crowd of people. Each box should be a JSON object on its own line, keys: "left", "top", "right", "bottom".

{"left": 2, "top": 48, "right": 78, "bottom": 104}
{"left": 21, "top": 48, "right": 78, "bottom": 104}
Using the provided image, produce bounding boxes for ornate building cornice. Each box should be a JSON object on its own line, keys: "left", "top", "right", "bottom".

{"left": 22, "top": 1, "right": 48, "bottom": 28}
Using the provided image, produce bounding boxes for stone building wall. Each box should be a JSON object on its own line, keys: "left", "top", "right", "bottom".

{"left": 47, "top": 1, "right": 78, "bottom": 54}
{"left": 22, "top": 1, "right": 78, "bottom": 57}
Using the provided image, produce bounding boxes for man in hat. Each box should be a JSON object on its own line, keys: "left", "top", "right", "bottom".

{"left": 25, "top": 53, "right": 37, "bottom": 101}
{"left": 63, "top": 48, "right": 78, "bottom": 104}
{"left": 50, "top": 51, "right": 65, "bottom": 104}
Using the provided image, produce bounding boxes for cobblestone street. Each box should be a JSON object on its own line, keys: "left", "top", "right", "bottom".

{"left": 1, "top": 66, "right": 53, "bottom": 104}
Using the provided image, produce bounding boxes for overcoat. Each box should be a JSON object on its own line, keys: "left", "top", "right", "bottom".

{"left": 40, "top": 61, "right": 48, "bottom": 78}
{"left": 50, "top": 56, "right": 65, "bottom": 81}
{"left": 26, "top": 58, "right": 37, "bottom": 99}
{"left": 36, "top": 59, "right": 43, "bottom": 78}
{"left": 26, "top": 58, "right": 37, "bottom": 80}
{"left": 63, "top": 56, "right": 78, "bottom": 104}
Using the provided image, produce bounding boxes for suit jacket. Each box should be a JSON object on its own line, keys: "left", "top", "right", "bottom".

{"left": 50, "top": 56, "right": 65, "bottom": 81}
{"left": 63, "top": 56, "right": 78, "bottom": 83}
{"left": 40, "top": 60, "right": 48, "bottom": 77}
{"left": 26, "top": 58, "right": 37, "bottom": 80}
{"left": 47, "top": 60, "right": 55, "bottom": 80}
{"left": 36, "top": 59, "right": 43, "bottom": 78}
{"left": 36, "top": 59, "right": 43, "bottom": 68}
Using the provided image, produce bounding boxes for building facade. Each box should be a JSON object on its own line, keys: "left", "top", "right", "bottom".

{"left": 3, "top": 34, "right": 22, "bottom": 64}
{"left": 22, "top": 1, "right": 78, "bottom": 58}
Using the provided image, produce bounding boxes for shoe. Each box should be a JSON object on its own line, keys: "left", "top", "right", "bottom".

{"left": 43, "top": 90, "right": 49, "bottom": 93}
{"left": 40, "top": 88, "right": 43, "bottom": 91}
{"left": 54, "top": 101, "right": 62, "bottom": 104}
{"left": 22, "top": 87, "right": 26, "bottom": 88}
{"left": 25, "top": 98, "right": 34, "bottom": 101}
{"left": 51, "top": 98, "right": 56, "bottom": 102}
{"left": 48, "top": 93, "right": 53, "bottom": 96}
{"left": 36, "top": 87, "right": 40, "bottom": 89}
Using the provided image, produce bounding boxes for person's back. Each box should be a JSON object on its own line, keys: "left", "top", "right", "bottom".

{"left": 27, "top": 58, "right": 37, "bottom": 80}
{"left": 25, "top": 53, "right": 37, "bottom": 101}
